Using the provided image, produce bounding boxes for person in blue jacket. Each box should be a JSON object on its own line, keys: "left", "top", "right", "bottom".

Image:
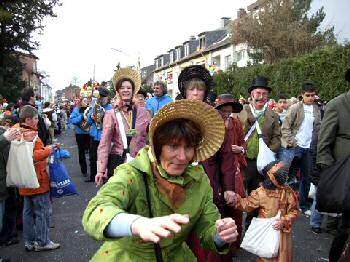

{"left": 145, "top": 81, "right": 173, "bottom": 116}
{"left": 69, "top": 97, "right": 91, "bottom": 177}
{"left": 85, "top": 87, "right": 113, "bottom": 182}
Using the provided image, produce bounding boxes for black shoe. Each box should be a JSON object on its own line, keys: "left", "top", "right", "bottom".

{"left": 311, "top": 227, "right": 322, "bottom": 234}
{"left": 84, "top": 178, "right": 94, "bottom": 182}
{"left": 82, "top": 172, "right": 87, "bottom": 177}
{"left": 5, "top": 238, "right": 19, "bottom": 246}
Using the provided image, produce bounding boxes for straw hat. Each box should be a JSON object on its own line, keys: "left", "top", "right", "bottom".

{"left": 112, "top": 68, "right": 141, "bottom": 95}
{"left": 149, "top": 99, "right": 225, "bottom": 162}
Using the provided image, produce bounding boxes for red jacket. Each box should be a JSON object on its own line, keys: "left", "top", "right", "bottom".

{"left": 13, "top": 124, "right": 52, "bottom": 196}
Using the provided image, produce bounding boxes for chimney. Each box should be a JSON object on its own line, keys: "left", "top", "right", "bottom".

{"left": 189, "top": 35, "right": 196, "bottom": 41}
{"left": 237, "top": 8, "right": 247, "bottom": 19}
{"left": 220, "top": 17, "right": 231, "bottom": 28}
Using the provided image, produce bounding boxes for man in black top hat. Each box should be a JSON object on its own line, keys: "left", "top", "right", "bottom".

{"left": 316, "top": 59, "right": 350, "bottom": 262}
{"left": 239, "top": 76, "right": 281, "bottom": 227}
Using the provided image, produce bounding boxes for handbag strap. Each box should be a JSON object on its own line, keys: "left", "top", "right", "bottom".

{"left": 116, "top": 111, "right": 128, "bottom": 150}
{"left": 244, "top": 122, "right": 257, "bottom": 142}
{"left": 141, "top": 171, "right": 164, "bottom": 262}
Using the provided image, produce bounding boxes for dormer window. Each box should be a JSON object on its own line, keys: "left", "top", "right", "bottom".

{"left": 176, "top": 48, "right": 181, "bottom": 60}
{"left": 169, "top": 51, "right": 174, "bottom": 63}
{"left": 199, "top": 37, "right": 205, "bottom": 50}
{"left": 184, "top": 43, "right": 189, "bottom": 57}
{"left": 160, "top": 57, "right": 164, "bottom": 66}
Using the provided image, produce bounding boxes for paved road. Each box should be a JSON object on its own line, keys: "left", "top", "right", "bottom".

{"left": 1, "top": 129, "right": 333, "bottom": 261}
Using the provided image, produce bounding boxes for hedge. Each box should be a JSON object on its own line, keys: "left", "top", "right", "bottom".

{"left": 214, "top": 44, "right": 350, "bottom": 101}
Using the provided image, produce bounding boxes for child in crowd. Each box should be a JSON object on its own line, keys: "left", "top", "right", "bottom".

{"left": 13, "top": 105, "right": 60, "bottom": 251}
{"left": 229, "top": 161, "right": 299, "bottom": 262}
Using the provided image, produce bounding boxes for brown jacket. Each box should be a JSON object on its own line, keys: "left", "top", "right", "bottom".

{"left": 13, "top": 124, "right": 52, "bottom": 196}
{"left": 281, "top": 101, "right": 321, "bottom": 148}
{"left": 239, "top": 104, "right": 281, "bottom": 153}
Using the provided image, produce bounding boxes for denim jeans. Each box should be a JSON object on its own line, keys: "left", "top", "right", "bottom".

{"left": 310, "top": 189, "right": 323, "bottom": 228}
{"left": 279, "top": 146, "right": 312, "bottom": 211}
{"left": 23, "top": 192, "right": 51, "bottom": 246}
{"left": 0, "top": 199, "right": 5, "bottom": 233}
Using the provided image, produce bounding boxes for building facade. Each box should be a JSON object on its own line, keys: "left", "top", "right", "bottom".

{"left": 153, "top": 16, "right": 252, "bottom": 99}
{"left": 19, "top": 53, "right": 43, "bottom": 93}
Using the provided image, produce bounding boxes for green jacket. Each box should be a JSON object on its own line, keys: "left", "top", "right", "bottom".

{"left": 0, "top": 128, "right": 10, "bottom": 201}
{"left": 317, "top": 91, "right": 350, "bottom": 166}
{"left": 82, "top": 146, "right": 224, "bottom": 262}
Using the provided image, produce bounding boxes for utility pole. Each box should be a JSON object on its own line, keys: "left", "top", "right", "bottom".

{"left": 93, "top": 64, "right": 96, "bottom": 82}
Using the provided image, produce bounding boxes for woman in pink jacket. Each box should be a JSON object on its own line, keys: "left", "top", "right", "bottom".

{"left": 95, "top": 68, "right": 151, "bottom": 185}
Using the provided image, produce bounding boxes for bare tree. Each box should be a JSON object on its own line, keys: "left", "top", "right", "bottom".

{"left": 232, "top": 0, "right": 335, "bottom": 64}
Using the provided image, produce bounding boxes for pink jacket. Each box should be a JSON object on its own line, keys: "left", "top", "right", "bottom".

{"left": 97, "top": 106, "right": 150, "bottom": 174}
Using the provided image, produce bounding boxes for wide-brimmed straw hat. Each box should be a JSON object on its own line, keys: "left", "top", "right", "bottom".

{"left": 178, "top": 65, "right": 213, "bottom": 99}
{"left": 149, "top": 99, "right": 225, "bottom": 162}
{"left": 112, "top": 68, "right": 141, "bottom": 95}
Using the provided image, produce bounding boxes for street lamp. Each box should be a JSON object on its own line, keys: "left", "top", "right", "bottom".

{"left": 110, "top": 48, "right": 141, "bottom": 71}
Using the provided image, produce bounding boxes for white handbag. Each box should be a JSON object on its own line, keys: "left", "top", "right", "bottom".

{"left": 6, "top": 136, "right": 39, "bottom": 188}
{"left": 241, "top": 211, "right": 281, "bottom": 258}
{"left": 255, "top": 121, "right": 276, "bottom": 174}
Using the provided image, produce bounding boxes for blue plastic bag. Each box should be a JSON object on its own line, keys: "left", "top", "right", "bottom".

{"left": 49, "top": 150, "right": 78, "bottom": 198}
{"left": 58, "top": 149, "right": 71, "bottom": 159}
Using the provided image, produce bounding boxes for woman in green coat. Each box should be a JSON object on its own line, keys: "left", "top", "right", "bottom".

{"left": 82, "top": 99, "right": 239, "bottom": 261}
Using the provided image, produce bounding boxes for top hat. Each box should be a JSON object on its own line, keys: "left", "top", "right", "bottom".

{"left": 98, "top": 87, "right": 110, "bottom": 97}
{"left": 248, "top": 76, "right": 272, "bottom": 93}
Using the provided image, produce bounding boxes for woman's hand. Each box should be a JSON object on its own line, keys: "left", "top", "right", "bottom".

{"left": 232, "top": 145, "right": 244, "bottom": 154}
{"left": 3, "top": 128, "right": 20, "bottom": 141}
{"left": 95, "top": 172, "right": 106, "bottom": 186}
{"left": 272, "top": 219, "right": 283, "bottom": 231}
{"left": 215, "top": 218, "right": 238, "bottom": 244}
{"left": 131, "top": 214, "right": 190, "bottom": 243}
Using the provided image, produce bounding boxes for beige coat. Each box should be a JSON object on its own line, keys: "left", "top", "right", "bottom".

{"left": 281, "top": 101, "right": 321, "bottom": 149}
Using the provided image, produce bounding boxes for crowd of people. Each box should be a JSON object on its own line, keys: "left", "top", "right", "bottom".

{"left": 0, "top": 62, "right": 349, "bottom": 262}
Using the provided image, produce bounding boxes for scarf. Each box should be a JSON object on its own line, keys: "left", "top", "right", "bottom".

{"left": 151, "top": 162, "right": 186, "bottom": 209}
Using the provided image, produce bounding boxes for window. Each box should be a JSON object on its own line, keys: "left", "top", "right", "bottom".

{"left": 224, "top": 55, "right": 232, "bottom": 70}
{"left": 184, "top": 44, "right": 189, "bottom": 56}
{"left": 237, "top": 50, "right": 245, "bottom": 61}
{"left": 176, "top": 48, "right": 181, "bottom": 60}
{"left": 199, "top": 37, "right": 205, "bottom": 50}
{"left": 169, "top": 51, "right": 174, "bottom": 63}
{"left": 160, "top": 57, "right": 164, "bottom": 66}
{"left": 167, "top": 72, "right": 173, "bottom": 84}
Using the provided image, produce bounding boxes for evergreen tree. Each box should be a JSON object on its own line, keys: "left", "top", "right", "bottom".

{"left": 0, "top": 0, "right": 61, "bottom": 101}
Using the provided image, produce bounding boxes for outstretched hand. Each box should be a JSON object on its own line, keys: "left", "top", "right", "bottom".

{"left": 131, "top": 214, "right": 190, "bottom": 243}
{"left": 216, "top": 218, "right": 238, "bottom": 244}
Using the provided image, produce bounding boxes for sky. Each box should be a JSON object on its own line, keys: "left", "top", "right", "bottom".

{"left": 34, "top": 0, "right": 350, "bottom": 91}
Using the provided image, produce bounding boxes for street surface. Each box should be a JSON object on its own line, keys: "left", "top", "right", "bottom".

{"left": 1, "top": 129, "right": 333, "bottom": 261}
